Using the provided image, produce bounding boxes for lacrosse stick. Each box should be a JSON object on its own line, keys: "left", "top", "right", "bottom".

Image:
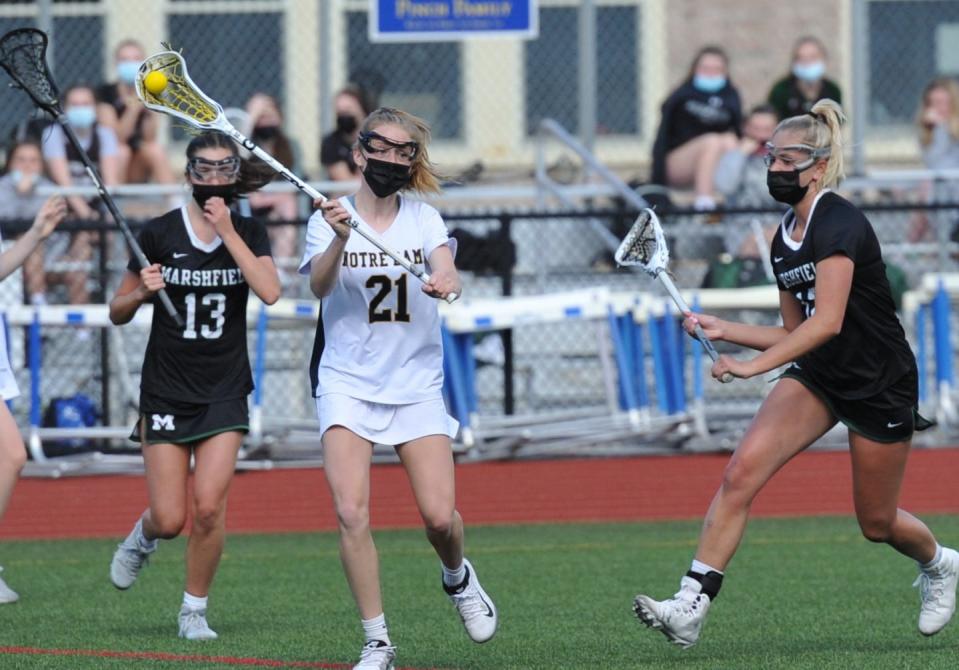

{"left": 135, "top": 49, "right": 458, "bottom": 303}
{"left": 615, "top": 208, "right": 733, "bottom": 383}
{"left": 0, "top": 28, "right": 182, "bottom": 325}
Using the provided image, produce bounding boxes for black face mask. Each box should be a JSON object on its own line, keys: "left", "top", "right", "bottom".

{"left": 336, "top": 114, "right": 358, "bottom": 135}
{"left": 362, "top": 157, "right": 412, "bottom": 198}
{"left": 766, "top": 169, "right": 810, "bottom": 205}
{"left": 252, "top": 125, "right": 280, "bottom": 141}
{"left": 192, "top": 182, "right": 239, "bottom": 207}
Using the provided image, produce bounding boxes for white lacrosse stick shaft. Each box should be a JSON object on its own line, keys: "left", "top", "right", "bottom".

{"left": 231, "top": 130, "right": 457, "bottom": 303}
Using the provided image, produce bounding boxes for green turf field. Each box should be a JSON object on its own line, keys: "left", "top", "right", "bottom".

{"left": 0, "top": 515, "right": 957, "bottom": 669}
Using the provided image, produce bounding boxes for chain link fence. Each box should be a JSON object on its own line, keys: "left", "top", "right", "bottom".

{"left": 1, "top": 0, "right": 958, "bottom": 454}
{"left": 0, "top": 1, "right": 952, "bottom": 176}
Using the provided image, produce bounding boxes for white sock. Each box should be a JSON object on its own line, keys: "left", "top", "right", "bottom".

{"left": 690, "top": 559, "right": 724, "bottom": 576}
{"left": 442, "top": 561, "right": 467, "bottom": 587}
{"left": 182, "top": 592, "right": 208, "bottom": 612}
{"left": 362, "top": 613, "right": 390, "bottom": 645}
{"left": 920, "top": 544, "right": 944, "bottom": 572}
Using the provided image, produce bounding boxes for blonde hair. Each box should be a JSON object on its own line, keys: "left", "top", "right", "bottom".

{"left": 357, "top": 107, "right": 443, "bottom": 194}
{"left": 775, "top": 98, "right": 845, "bottom": 189}
{"left": 917, "top": 77, "right": 959, "bottom": 147}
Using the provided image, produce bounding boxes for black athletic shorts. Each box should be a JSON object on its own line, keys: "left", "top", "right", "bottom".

{"left": 781, "top": 365, "right": 934, "bottom": 443}
{"left": 132, "top": 391, "right": 249, "bottom": 446}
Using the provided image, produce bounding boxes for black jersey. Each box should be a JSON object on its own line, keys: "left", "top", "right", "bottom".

{"left": 770, "top": 191, "right": 915, "bottom": 399}
{"left": 128, "top": 206, "right": 272, "bottom": 404}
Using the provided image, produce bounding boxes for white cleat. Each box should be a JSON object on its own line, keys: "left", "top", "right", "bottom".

{"left": 353, "top": 639, "right": 396, "bottom": 670}
{"left": 633, "top": 576, "right": 711, "bottom": 649}
{"left": 444, "top": 558, "right": 498, "bottom": 643}
{"left": 0, "top": 567, "right": 20, "bottom": 604}
{"left": 110, "top": 519, "right": 156, "bottom": 590}
{"left": 914, "top": 547, "right": 959, "bottom": 636}
{"left": 178, "top": 607, "right": 219, "bottom": 641}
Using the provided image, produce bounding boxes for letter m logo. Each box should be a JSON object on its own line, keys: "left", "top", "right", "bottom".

{"left": 151, "top": 414, "right": 175, "bottom": 431}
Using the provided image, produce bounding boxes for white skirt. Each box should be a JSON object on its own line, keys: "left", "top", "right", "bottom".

{"left": 316, "top": 393, "right": 459, "bottom": 445}
{"left": 0, "top": 318, "right": 20, "bottom": 400}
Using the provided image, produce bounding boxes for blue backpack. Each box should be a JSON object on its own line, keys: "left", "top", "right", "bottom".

{"left": 41, "top": 394, "right": 100, "bottom": 454}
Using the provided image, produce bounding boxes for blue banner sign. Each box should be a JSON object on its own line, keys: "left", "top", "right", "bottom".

{"left": 371, "top": 1, "right": 538, "bottom": 42}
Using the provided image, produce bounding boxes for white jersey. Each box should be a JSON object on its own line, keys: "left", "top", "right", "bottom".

{"left": 298, "top": 196, "right": 455, "bottom": 404}
{"left": 0, "top": 227, "right": 20, "bottom": 400}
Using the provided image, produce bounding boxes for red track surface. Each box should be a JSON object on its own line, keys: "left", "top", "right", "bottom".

{"left": 2, "top": 448, "right": 958, "bottom": 540}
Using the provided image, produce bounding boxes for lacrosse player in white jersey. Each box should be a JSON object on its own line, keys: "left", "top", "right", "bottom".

{"left": 299, "top": 107, "right": 497, "bottom": 670}
{"left": 0, "top": 195, "right": 66, "bottom": 603}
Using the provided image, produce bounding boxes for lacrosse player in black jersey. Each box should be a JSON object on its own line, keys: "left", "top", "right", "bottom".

{"left": 107, "top": 131, "right": 280, "bottom": 640}
{"left": 634, "top": 99, "right": 958, "bottom": 648}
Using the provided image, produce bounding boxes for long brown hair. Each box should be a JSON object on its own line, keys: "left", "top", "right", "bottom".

{"left": 185, "top": 131, "right": 273, "bottom": 194}
{"left": 356, "top": 107, "right": 443, "bottom": 194}
{"left": 917, "top": 77, "right": 959, "bottom": 147}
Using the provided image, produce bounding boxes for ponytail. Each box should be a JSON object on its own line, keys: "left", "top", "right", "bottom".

{"left": 810, "top": 99, "right": 845, "bottom": 188}
{"left": 775, "top": 98, "right": 846, "bottom": 189}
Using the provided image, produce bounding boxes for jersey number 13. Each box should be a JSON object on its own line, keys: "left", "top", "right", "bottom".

{"left": 183, "top": 292, "right": 226, "bottom": 339}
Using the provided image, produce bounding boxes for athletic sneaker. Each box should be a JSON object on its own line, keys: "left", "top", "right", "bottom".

{"left": 353, "top": 639, "right": 396, "bottom": 670}
{"left": 443, "top": 558, "right": 498, "bottom": 643}
{"left": 178, "top": 606, "right": 218, "bottom": 640}
{"left": 110, "top": 518, "right": 156, "bottom": 589}
{"left": 633, "top": 576, "right": 711, "bottom": 649}
{"left": 0, "top": 567, "right": 19, "bottom": 604}
{"left": 914, "top": 547, "right": 959, "bottom": 636}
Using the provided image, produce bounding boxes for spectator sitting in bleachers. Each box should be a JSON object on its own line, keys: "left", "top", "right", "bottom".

{"left": 713, "top": 104, "right": 782, "bottom": 261}
{"left": 42, "top": 83, "right": 121, "bottom": 304}
{"left": 908, "top": 77, "right": 959, "bottom": 244}
{"left": 650, "top": 46, "right": 742, "bottom": 211}
{"left": 715, "top": 105, "right": 780, "bottom": 210}
{"left": 767, "top": 36, "right": 842, "bottom": 120}
{"left": 244, "top": 93, "right": 302, "bottom": 270}
{"left": 320, "top": 84, "right": 372, "bottom": 182}
{"left": 0, "top": 140, "right": 56, "bottom": 305}
{"left": 96, "top": 40, "right": 176, "bottom": 188}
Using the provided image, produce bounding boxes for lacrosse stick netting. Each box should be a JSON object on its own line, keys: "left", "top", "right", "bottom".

{"left": 615, "top": 208, "right": 733, "bottom": 383}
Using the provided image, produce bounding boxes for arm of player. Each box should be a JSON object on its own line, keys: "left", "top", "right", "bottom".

{"left": 682, "top": 294, "right": 799, "bottom": 352}
{"left": 719, "top": 255, "right": 853, "bottom": 379}
{"left": 0, "top": 197, "right": 66, "bottom": 282}
{"left": 422, "top": 244, "right": 460, "bottom": 300}
{"left": 206, "top": 198, "right": 281, "bottom": 305}
{"left": 308, "top": 198, "right": 351, "bottom": 299}
{"left": 109, "top": 265, "right": 165, "bottom": 325}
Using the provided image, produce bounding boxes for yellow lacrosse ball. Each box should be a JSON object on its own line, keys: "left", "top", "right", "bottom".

{"left": 144, "top": 70, "right": 168, "bottom": 95}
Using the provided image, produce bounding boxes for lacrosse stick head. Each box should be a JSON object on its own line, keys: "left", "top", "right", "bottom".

{"left": 136, "top": 50, "right": 224, "bottom": 129}
{"left": 614, "top": 208, "right": 669, "bottom": 277}
{"left": 0, "top": 28, "right": 61, "bottom": 114}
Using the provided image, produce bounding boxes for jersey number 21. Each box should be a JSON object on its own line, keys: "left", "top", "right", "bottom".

{"left": 367, "top": 275, "right": 410, "bottom": 323}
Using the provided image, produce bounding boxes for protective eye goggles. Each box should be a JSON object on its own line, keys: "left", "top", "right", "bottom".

{"left": 762, "top": 143, "right": 830, "bottom": 170}
{"left": 187, "top": 156, "right": 241, "bottom": 180}
{"left": 359, "top": 131, "right": 418, "bottom": 161}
